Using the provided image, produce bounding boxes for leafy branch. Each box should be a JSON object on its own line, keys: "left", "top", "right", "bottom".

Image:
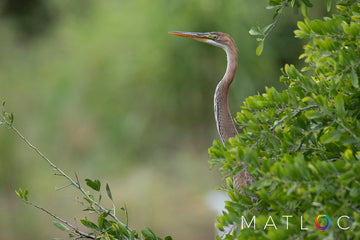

{"left": 248, "top": 0, "right": 325, "bottom": 56}
{"left": 1, "top": 102, "right": 172, "bottom": 240}
{"left": 249, "top": 0, "right": 290, "bottom": 56}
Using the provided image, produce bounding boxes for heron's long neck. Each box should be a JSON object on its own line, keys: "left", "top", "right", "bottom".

{"left": 214, "top": 46, "right": 238, "bottom": 144}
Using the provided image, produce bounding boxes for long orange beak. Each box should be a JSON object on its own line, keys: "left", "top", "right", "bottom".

{"left": 168, "top": 31, "right": 209, "bottom": 41}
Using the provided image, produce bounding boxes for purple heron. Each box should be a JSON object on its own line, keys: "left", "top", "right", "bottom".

{"left": 169, "top": 31, "right": 254, "bottom": 192}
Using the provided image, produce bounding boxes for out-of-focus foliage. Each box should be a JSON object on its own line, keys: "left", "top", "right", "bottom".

{"left": 0, "top": 0, "right": 56, "bottom": 38}
{"left": 210, "top": 0, "right": 360, "bottom": 239}
{"left": 0, "top": 0, "right": 332, "bottom": 239}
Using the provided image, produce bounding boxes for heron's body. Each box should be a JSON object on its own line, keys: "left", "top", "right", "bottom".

{"left": 169, "top": 31, "right": 254, "bottom": 191}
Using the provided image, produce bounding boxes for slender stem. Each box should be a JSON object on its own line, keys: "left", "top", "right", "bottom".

{"left": 261, "top": 0, "right": 289, "bottom": 42}
{"left": 28, "top": 201, "right": 96, "bottom": 239}
{"left": 56, "top": 183, "right": 73, "bottom": 191}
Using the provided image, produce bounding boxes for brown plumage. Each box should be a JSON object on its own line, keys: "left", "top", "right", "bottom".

{"left": 169, "top": 31, "right": 254, "bottom": 192}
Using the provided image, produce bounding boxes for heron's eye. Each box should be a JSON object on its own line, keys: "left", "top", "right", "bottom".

{"left": 208, "top": 34, "right": 218, "bottom": 40}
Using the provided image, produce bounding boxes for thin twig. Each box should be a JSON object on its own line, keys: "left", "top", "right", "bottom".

{"left": 325, "top": 158, "right": 339, "bottom": 162}
{"left": 28, "top": 201, "right": 96, "bottom": 239}
{"left": 261, "top": 0, "right": 289, "bottom": 42}
{"left": 56, "top": 183, "right": 73, "bottom": 191}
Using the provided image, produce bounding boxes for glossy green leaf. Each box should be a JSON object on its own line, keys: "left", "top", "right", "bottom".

{"left": 23, "top": 189, "right": 29, "bottom": 201}
{"left": 106, "top": 183, "right": 113, "bottom": 201}
{"left": 80, "top": 217, "right": 99, "bottom": 231}
{"left": 98, "top": 213, "right": 105, "bottom": 229}
{"left": 297, "top": 21, "right": 310, "bottom": 34}
{"left": 8, "top": 112, "right": 14, "bottom": 124}
{"left": 53, "top": 221, "right": 69, "bottom": 231}
{"left": 141, "top": 227, "right": 156, "bottom": 239}
{"left": 334, "top": 94, "right": 345, "bottom": 120}
{"left": 304, "top": 110, "right": 323, "bottom": 119}
{"left": 320, "top": 127, "right": 342, "bottom": 144}
{"left": 256, "top": 41, "right": 264, "bottom": 56}
{"left": 249, "top": 26, "right": 263, "bottom": 36}
{"left": 85, "top": 179, "right": 101, "bottom": 192}
{"left": 351, "top": 68, "right": 359, "bottom": 88}
{"left": 16, "top": 188, "right": 23, "bottom": 199}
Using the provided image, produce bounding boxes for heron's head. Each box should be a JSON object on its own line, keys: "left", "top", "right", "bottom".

{"left": 168, "top": 31, "right": 236, "bottom": 51}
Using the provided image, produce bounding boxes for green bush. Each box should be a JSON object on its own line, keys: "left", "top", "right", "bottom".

{"left": 209, "top": 0, "right": 360, "bottom": 239}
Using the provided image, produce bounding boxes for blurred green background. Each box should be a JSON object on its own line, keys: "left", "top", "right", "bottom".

{"left": 0, "top": 0, "right": 328, "bottom": 239}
